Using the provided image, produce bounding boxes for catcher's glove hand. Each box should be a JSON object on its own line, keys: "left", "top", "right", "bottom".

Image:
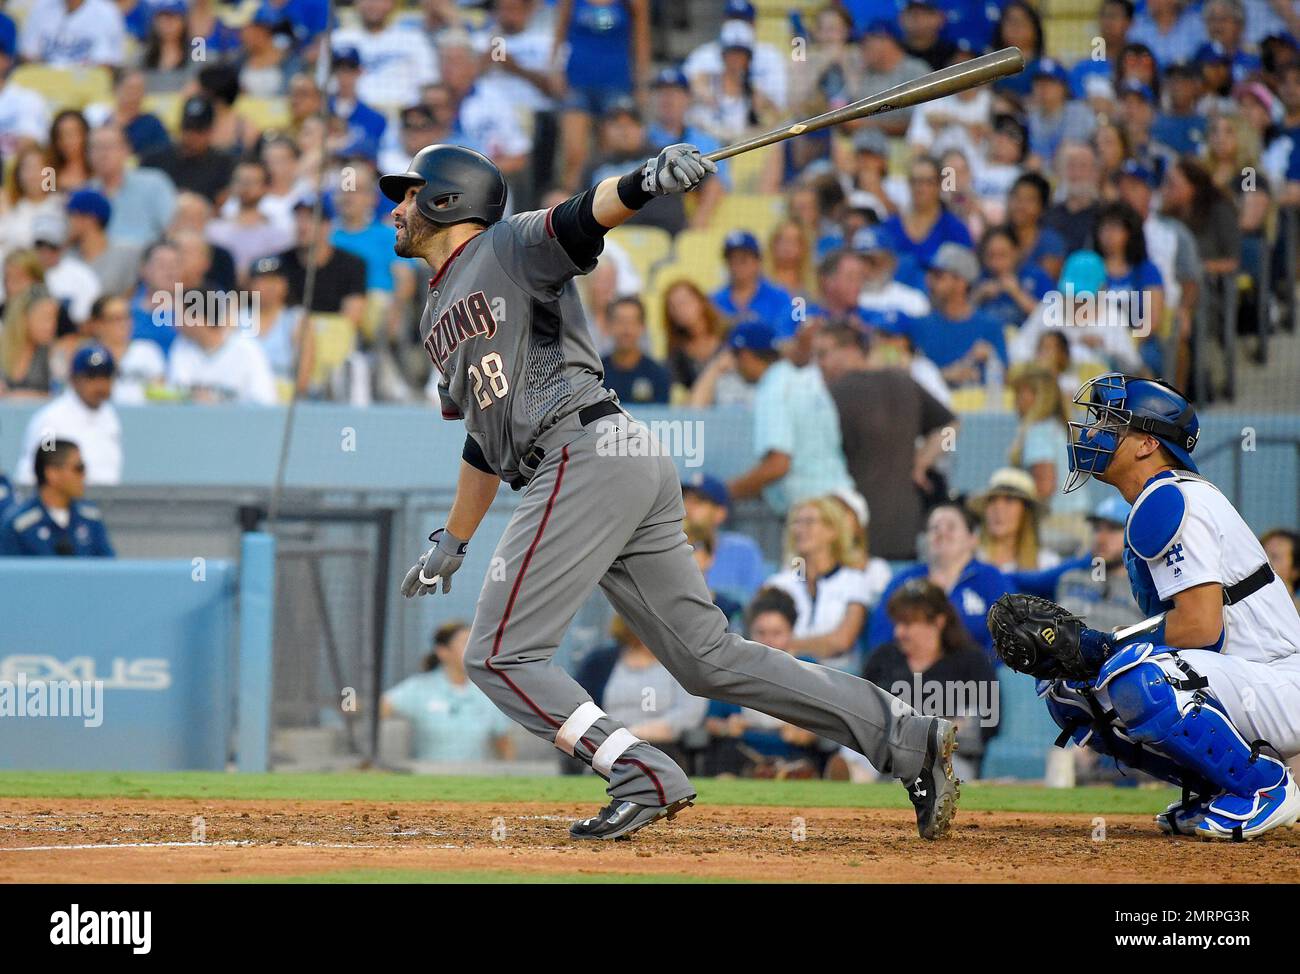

{"left": 986, "top": 593, "right": 1100, "bottom": 681}
{"left": 641, "top": 143, "right": 718, "bottom": 196}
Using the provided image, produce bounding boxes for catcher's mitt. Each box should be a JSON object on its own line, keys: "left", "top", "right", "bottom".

{"left": 986, "top": 594, "right": 1096, "bottom": 681}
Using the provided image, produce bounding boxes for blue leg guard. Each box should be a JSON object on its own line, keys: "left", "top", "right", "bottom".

{"left": 1102, "top": 658, "right": 1286, "bottom": 800}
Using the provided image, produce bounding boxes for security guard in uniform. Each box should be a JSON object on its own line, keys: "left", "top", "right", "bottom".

{"left": 0, "top": 440, "right": 114, "bottom": 557}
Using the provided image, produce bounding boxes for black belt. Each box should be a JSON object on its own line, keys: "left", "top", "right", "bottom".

{"left": 509, "top": 399, "right": 624, "bottom": 490}
{"left": 1223, "top": 563, "right": 1274, "bottom": 606}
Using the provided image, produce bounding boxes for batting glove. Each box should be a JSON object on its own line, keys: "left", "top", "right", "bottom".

{"left": 400, "top": 528, "right": 468, "bottom": 597}
{"left": 641, "top": 143, "right": 718, "bottom": 196}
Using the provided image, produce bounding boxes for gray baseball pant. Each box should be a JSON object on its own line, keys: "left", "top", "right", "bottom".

{"left": 463, "top": 410, "right": 934, "bottom": 806}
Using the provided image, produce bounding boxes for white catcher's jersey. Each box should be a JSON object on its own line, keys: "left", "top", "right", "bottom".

{"left": 1129, "top": 472, "right": 1300, "bottom": 664}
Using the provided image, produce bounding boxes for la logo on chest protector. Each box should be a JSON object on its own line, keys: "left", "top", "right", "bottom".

{"left": 424, "top": 290, "right": 499, "bottom": 371}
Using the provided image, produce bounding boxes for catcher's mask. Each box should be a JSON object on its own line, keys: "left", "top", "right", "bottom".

{"left": 1063, "top": 372, "right": 1200, "bottom": 493}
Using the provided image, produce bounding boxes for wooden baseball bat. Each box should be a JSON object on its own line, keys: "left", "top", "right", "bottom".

{"left": 703, "top": 46, "right": 1026, "bottom": 163}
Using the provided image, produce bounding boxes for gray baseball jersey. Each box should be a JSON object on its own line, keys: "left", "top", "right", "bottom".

{"left": 421, "top": 208, "right": 615, "bottom": 484}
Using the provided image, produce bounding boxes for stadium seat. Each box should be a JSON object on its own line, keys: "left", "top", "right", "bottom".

{"left": 607, "top": 225, "right": 672, "bottom": 283}
{"left": 10, "top": 64, "right": 112, "bottom": 112}
{"left": 651, "top": 258, "right": 723, "bottom": 296}
{"left": 144, "top": 92, "right": 184, "bottom": 135}
{"left": 234, "top": 96, "right": 290, "bottom": 133}
{"left": 728, "top": 145, "right": 778, "bottom": 194}
{"left": 672, "top": 226, "right": 730, "bottom": 269}
{"left": 949, "top": 387, "right": 988, "bottom": 413}
{"left": 713, "top": 193, "right": 787, "bottom": 241}
{"left": 310, "top": 313, "right": 357, "bottom": 386}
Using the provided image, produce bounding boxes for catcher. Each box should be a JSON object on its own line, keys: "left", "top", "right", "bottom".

{"left": 988, "top": 373, "right": 1300, "bottom": 840}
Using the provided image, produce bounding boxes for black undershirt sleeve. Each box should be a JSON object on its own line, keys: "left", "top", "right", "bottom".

{"left": 462, "top": 434, "right": 494, "bottom": 475}
{"left": 548, "top": 188, "right": 611, "bottom": 269}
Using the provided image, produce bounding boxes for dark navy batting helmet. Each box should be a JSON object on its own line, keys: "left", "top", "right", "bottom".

{"left": 379, "top": 144, "right": 507, "bottom": 227}
{"left": 1064, "top": 372, "right": 1200, "bottom": 492}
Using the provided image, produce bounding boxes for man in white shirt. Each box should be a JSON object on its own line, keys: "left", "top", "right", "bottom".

{"left": 854, "top": 228, "right": 930, "bottom": 318}
{"left": 472, "top": 0, "right": 559, "bottom": 114}
{"left": 19, "top": 0, "right": 125, "bottom": 67}
{"left": 332, "top": 0, "right": 438, "bottom": 110}
{"left": 31, "top": 212, "right": 101, "bottom": 324}
{"left": 437, "top": 32, "right": 531, "bottom": 176}
{"left": 683, "top": 0, "right": 788, "bottom": 110}
{"left": 167, "top": 310, "right": 278, "bottom": 405}
{"left": 0, "top": 33, "right": 48, "bottom": 156}
{"left": 17, "top": 344, "right": 123, "bottom": 485}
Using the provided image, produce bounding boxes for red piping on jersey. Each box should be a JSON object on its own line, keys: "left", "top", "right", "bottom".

{"left": 544, "top": 205, "right": 557, "bottom": 238}
{"left": 481, "top": 444, "right": 667, "bottom": 805}
{"left": 427, "top": 235, "right": 478, "bottom": 291}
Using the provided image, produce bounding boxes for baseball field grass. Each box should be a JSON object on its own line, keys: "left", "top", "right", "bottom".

{"left": 0, "top": 771, "right": 1295, "bottom": 883}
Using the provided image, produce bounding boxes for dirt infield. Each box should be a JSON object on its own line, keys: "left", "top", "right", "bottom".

{"left": 1, "top": 798, "right": 1298, "bottom": 883}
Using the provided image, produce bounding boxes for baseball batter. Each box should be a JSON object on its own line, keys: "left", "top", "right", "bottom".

{"left": 381, "top": 143, "right": 959, "bottom": 840}
{"left": 989, "top": 373, "right": 1300, "bottom": 840}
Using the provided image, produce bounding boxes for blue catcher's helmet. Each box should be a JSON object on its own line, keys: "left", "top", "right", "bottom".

{"left": 1064, "top": 372, "right": 1200, "bottom": 492}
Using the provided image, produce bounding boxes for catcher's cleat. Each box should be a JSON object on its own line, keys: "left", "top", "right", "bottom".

{"left": 1155, "top": 793, "right": 1218, "bottom": 836}
{"left": 907, "top": 717, "right": 960, "bottom": 840}
{"left": 569, "top": 795, "right": 695, "bottom": 841}
{"left": 1193, "top": 770, "right": 1300, "bottom": 841}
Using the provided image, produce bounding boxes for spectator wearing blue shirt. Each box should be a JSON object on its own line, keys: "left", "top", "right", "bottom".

{"left": 646, "top": 67, "right": 727, "bottom": 228}
{"left": 1127, "top": 0, "right": 1209, "bottom": 66}
{"left": 328, "top": 47, "right": 386, "bottom": 161}
{"left": 331, "top": 161, "right": 404, "bottom": 294}
{"left": 1200, "top": 0, "right": 1262, "bottom": 82}
{"left": 1027, "top": 58, "right": 1097, "bottom": 166}
{"left": 130, "top": 240, "right": 180, "bottom": 353}
{"left": 991, "top": 1, "right": 1046, "bottom": 98}
{"left": 880, "top": 156, "right": 973, "bottom": 291}
{"left": 681, "top": 472, "right": 769, "bottom": 603}
{"left": 600, "top": 297, "right": 672, "bottom": 405}
{"left": 1151, "top": 61, "right": 1208, "bottom": 154}
{"left": 908, "top": 242, "right": 1008, "bottom": 388}
{"left": 711, "top": 231, "right": 798, "bottom": 340}
{"left": 725, "top": 321, "right": 853, "bottom": 517}
{"left": 0, "top": 440, "right": 114, "bottom": 557}
{"left": 866, "top": 502, "right": 1011, "bottom": 661}
{"left": 1095, "top": 199, "right": 1166, "bottom": 372}
{"left": 1070, "top": 0, "right": 1135, "bottom": 101}
{"left": 972, "top": 226, "right": 1052, "bottom": 332}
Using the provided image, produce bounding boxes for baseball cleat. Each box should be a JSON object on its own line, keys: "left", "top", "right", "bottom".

{"left": 1155, "top": 792, "right": 1218, "bottom": 835}
{"left": 569, "top": 795, "right": 696, "bottom": 841}
{"left": 1193, "top": 769, "right": 1300, "bottom": 841}
{"left": 907, "top": 717, "right": 960, "bottom": 840}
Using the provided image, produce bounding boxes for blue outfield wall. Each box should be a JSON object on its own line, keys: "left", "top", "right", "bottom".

{"left": 0, "top": 402, "right": 1296, "bottom": 529}
{"left": 0, "top": 559, "right": 235, "bottom": 770}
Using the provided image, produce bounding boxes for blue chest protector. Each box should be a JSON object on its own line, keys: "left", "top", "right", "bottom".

{"left": 1124, "top": 545, "right": 1171, "bottom": 618}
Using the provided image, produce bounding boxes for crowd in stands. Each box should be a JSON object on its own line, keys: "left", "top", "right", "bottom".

{"left": 3, "top": 0, "right": 1300, "bottom": 775}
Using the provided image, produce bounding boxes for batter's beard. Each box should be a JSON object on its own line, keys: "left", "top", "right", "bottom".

{"left": 394, "top": 213, "right": 434, "bottom": 259}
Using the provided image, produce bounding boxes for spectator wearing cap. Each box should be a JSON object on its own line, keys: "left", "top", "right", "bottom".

{"left": 854, "top": 227, "right": 930, "bottom": 318}
{"left": 136, "top": 0, "right": 198, "bottom": 93}
{"left": 142, "top": 96, "right": 237, "bottom": 205}
{"left": 1069, "top": 0, "right": 1134, "bottom": 102}
{"left": 0, "top": 249, "right": 59, "bottom": 396}
{"left": 83, "top": 294, "right": 164, "bottom": 404}
{"left": 581, "top": 99, "right": 685, "bottom": 236}
{"left": 599, "top": 296, "right": 670, "bottom": 405}
{"left": 436, "top": 32, "right": 531, "bottom": 178}
{"left": 725, "top": 321, "right": 854, "bottom": 517}
{"left": 245, "top": 255, "right": 308, "bottom": 391}
{"left": 1007, "top": 173, "right": 1067, "bottom": 281}
{"left": 1027, "top": 58, "right": 1097, "bottom": 167}
{"left": 646, "top": 67, "right": 726, "bottom": 229}
{"left": 16, "top": 344, "right": 122, "bottom": 485}
{"left": 687, "top": 19, "right": 780, "bottom": 147}
{"left": 900, "top": 0, "right": 955, "bottom": 71}
{"left": 0, "top": 439, "right": 113, "bottom": 557}
{"left": 276, "top": 194, "right": 368, "bottom": 326}
{"left": 1127, "top": 0, "right": 1208, "bottom": 66}
{"left": 1151, "top": 62, "right": 1209, "bottom": 155}
{"left": 711, "top": 231, "right": 797, "bottom": 340}
{"left": 1052, "top": 497, "right": 1141, "bottom": 630}
{"left": 681, "top": 471, "right": 768, "bottom": 601}
{"left": 552, "top": 0, "right": 649, "bottom": 193}
{"left": 167, "top": 297, "right": 277, "bottom": 405}
{"left": 204, "top": 158, "right": 295, "bottom": 282}
{"left": 1113, "top": 163, "right": 1198, "bottom": 361}
{"left": 972, "top": 225, "right": 1053, "bottom": 333}
{"left": 908, "top": 242, "right": 1007, "bottom": 389}
{"left": 331, "top": 0, "right": 437, "bottom": 110}
{"left": 30, "top": 213, "right": 100, "bottom": 324}
{"left": 238, "top": 4, "right": 292, "bottom": 98}
{"left": 66, "top": 190, "right": 141, "bottom": 298}
{"left": 1043, "top": 140, "right": 1102, "bottom": 255}
{"left": 762, "top": 495, "right": 888, "bottom": 668}
{"left": 19, "top": 0, "right": 126, "bottom": 68}
{"left": 1199, "top": 0, "right": 1261, "bottom": 83}
{"left": 88, "top": 126, "right": 176, "bottom": 248}
{"left": 0, "top": 30, "right": 50, "bottom": 157}
{"left": 328, "top": 47, "right": 387, "bottom": 162}
{"left": 855, "top": 19, "right": 930, "bottom": 137}
{"left": 878, "top": 156, "right": 973, "bottom": 292}
{"left": 683, "top": 0, "right": 787, "bottom": 114}
{"left": 260, "top": 0, "right": 328, "bottom": 47}
{"left": 813, "top": 322, "right": 955, "bottom": 562}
